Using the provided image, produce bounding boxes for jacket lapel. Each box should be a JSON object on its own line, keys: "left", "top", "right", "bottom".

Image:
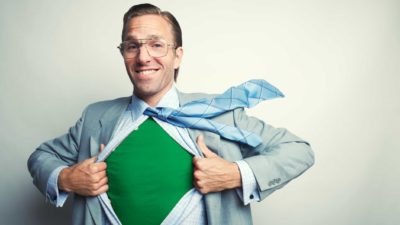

{"left": 90, "top": 97, "right": 130, "bottom": 157}
{"left": 86, "top": 196, "right": 103, "bottom": 225}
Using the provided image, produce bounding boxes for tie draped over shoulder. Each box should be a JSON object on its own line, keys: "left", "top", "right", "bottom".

{"left": 144, "top": 79, "right": 284, "bottom": 147}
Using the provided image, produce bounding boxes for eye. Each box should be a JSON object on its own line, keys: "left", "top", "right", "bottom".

{"left": 148, "top": 40, "right": 166, "bottom": 49}
{"left": 124, "top": 42, "right": 139, "bottom": 51}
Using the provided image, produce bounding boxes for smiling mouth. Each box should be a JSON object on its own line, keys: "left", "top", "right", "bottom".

{"left": 136, "top": 69, "right": 159, "bottom": 75}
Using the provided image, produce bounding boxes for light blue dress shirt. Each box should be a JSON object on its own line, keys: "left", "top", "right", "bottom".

{"left": 46, "top": 86, "right": 261, "bottom": 224}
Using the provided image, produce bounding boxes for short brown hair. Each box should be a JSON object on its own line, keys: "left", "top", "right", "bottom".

{"left": 122, "top": 4, "right": 182, "bottom": 80}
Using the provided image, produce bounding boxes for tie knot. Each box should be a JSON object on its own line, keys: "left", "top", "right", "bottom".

{"left": 144, "top": 107, "right": 172, "bottom": 121}
{"left": 158, "top": 108, "right": 170, "bottom": 120}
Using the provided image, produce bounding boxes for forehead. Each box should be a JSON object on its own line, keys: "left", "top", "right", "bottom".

{"left": 125, "top": 15, "right": 173, "bottom": 41}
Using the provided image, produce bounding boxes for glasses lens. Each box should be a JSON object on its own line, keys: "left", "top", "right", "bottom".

{"left": 146, "top": 39, "right": 167, "bottom": 57}
{"left": 120, "top": 41, "right": 138, "bottom": 58}
{"left": 119, "top": 39, "right": 169, "bottom": 58}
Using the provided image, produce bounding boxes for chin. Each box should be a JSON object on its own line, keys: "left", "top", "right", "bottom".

{"left": 134, "top": 85, "right": 158, "bottom": 96}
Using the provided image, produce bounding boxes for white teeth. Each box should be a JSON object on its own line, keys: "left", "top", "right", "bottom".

{"left": 137, "top": 69, "right": 157, "bottom": 75}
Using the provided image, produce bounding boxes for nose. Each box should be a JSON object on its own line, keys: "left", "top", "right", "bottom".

{"left": 136, "top": 45, "right": 152, "bottom": 63}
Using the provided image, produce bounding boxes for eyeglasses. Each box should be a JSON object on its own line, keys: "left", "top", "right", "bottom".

{"left": 118, "top": 38, "right": 176, "bottom": 59}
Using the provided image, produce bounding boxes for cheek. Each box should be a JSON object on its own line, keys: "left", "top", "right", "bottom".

{"left": 124, "top": 60, "right": 136, "bottom": 72}
{"left": 157, "top": 55, "right": 176, "bottom": 70}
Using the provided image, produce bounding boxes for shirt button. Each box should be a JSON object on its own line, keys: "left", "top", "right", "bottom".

{"left": 249, "top": 194, "right": 254, "bottom": 199}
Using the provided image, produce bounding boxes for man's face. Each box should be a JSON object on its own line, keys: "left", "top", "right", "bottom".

{"left": 123, "top": 15, "right": 183, "bottom": 105}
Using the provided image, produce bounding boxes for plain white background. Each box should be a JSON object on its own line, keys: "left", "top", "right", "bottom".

{"left": 1, "top": 0, "right": 399, "bottom": 224}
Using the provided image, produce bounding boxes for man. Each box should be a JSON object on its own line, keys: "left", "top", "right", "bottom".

{"left": 28, "top": 3, "right": 314, "bottom": 225}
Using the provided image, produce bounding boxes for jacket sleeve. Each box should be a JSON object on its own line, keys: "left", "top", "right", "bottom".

{"left": 27, "top": 108, "right": 87, "bottom": 197}
{"left": 233, "top": 108, "right": 315, "bottom": 200}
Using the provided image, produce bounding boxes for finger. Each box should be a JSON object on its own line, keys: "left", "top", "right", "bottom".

{"left": 90, "top": 162, "right": 107, "bottom": 174}
{"left": 98, "top": 184, "right": 109, "bottom": 194}
{"left": 193, "top": 179, "right": 202, "bottom": 190}
{"left": 193, "top": 180, "right": 208, "bottom": 194}
{"left": 193, "top": 157, "right": 209, "bottom": 171}
{"left": 94, "top": 144, "right": 105, "bottom": 163}
{"left": 91, "top": 184, "right": 109, "bottom": 196}
{"left": 193, "top": 170, "right": 204, "bottom": 180}
{"left": 196, "top": 135, "right": 216, "bottom": 158}
{"left": 97, "top": 176, "right": 108, "bottom": 186}
{"left": 95, "top": 162, "right": 107, "bottom": 172}
{"left": 192, "top": 156, "right": 201, "bottom": 165}
{"left": 95, "top": 170, "right": 108, "bottom": 180}
{"left": 83, "top": 156, "right": 97, "bottom": 165}
{"left": 89, "top": 156, "right": 98, "bottom": 163}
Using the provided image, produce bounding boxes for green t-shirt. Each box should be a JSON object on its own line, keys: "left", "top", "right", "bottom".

{"left": 106, "top": 118, "right": 194, "bottom": 225}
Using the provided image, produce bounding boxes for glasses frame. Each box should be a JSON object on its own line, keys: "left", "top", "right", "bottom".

{"left": 118, "top": 38, "right": 176, "bottom": 59}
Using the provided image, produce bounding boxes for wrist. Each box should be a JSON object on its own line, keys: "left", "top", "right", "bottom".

{"left": 58, "top": 167, "right": 72, "bottom": 192}
{"left": 229, "top": 162, "right": 242, "bottom": 189}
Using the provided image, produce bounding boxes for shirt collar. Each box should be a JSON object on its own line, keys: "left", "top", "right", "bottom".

{"left": 128, "top": 85, "right": 180, "bottom": 121}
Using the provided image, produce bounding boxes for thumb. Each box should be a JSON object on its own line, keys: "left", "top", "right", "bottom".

{"left": 196, "top": 135, "right": 216, "bottom": 158}
{"left": 93, "top": 144, "right": 105, "bottom": 163}
{"left": 86, "top": 156, "right": 97, "bottom": 164}
{"left": 99, "top": 144, "right": 105, "bottom": 153}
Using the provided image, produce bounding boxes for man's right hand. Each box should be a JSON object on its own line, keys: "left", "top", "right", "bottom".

{"left": 58, "top": 144, "right": 108, "bottom": 196}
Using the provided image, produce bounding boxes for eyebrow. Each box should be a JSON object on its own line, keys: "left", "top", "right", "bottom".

{"left": 124, "top": 34, "right": 163, "bottom": 41}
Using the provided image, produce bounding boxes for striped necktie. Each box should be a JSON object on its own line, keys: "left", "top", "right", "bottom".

{"left": 143, "top": 79, "right": 284, "bottom": 147}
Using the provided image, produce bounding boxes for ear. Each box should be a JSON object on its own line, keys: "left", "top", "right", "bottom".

{"left": 173, "top": 47, "right": 184, "bottom": 69}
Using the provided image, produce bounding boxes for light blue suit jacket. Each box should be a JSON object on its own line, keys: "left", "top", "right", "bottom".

{"left": 28, "top": 92, "right": 314, "bottom": 225}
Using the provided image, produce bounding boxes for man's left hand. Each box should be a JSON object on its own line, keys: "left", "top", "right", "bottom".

{"left": 193, "top": 135, "right": 242, "bottom": 194}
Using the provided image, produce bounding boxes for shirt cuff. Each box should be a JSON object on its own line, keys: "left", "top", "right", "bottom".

{"left": 46, "top": 166, "right": 69, "bottom": 207}
{"left": 235, "top": 160, "right": 261, "bottom": 205}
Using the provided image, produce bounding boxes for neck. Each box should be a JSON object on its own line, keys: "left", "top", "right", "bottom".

{"left": 134, "top": 85, "right": 174, "bottom": 107}
{"left": 142, "top": 96, "right": 162, "bottom": 107}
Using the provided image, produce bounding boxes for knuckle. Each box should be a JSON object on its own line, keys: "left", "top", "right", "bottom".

{"left": 89, "top": 175, "right": 97, "bottom": 183}
{"left": 193, "top": 171, "right": 201, "bottom": 178}
{"left": 196, "top": 181, "right": 204, "bottom": 189}
{"left": 90, "top": 183, "right": 98, "bottom": 190}
{"left": 94, "top": 175, "right": 101, "bottom": 182}
{"left": 194, "top": 160, "right": 203, "bottom": 168}
{"left": 199, "top": 187, "right": 208, "bottom": 194}
{"left": 93, "top": 165, "right": 99, "bottom": 173}
{"left": 88, "top": 165, "right": 96, "bottom": 173}
{"left": 197, "top": 164, "right": 205, "bottom": 171}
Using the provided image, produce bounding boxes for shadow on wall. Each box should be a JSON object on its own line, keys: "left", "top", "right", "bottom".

{"left": 22, "top": 193, "right": 72, "bottom": 225}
